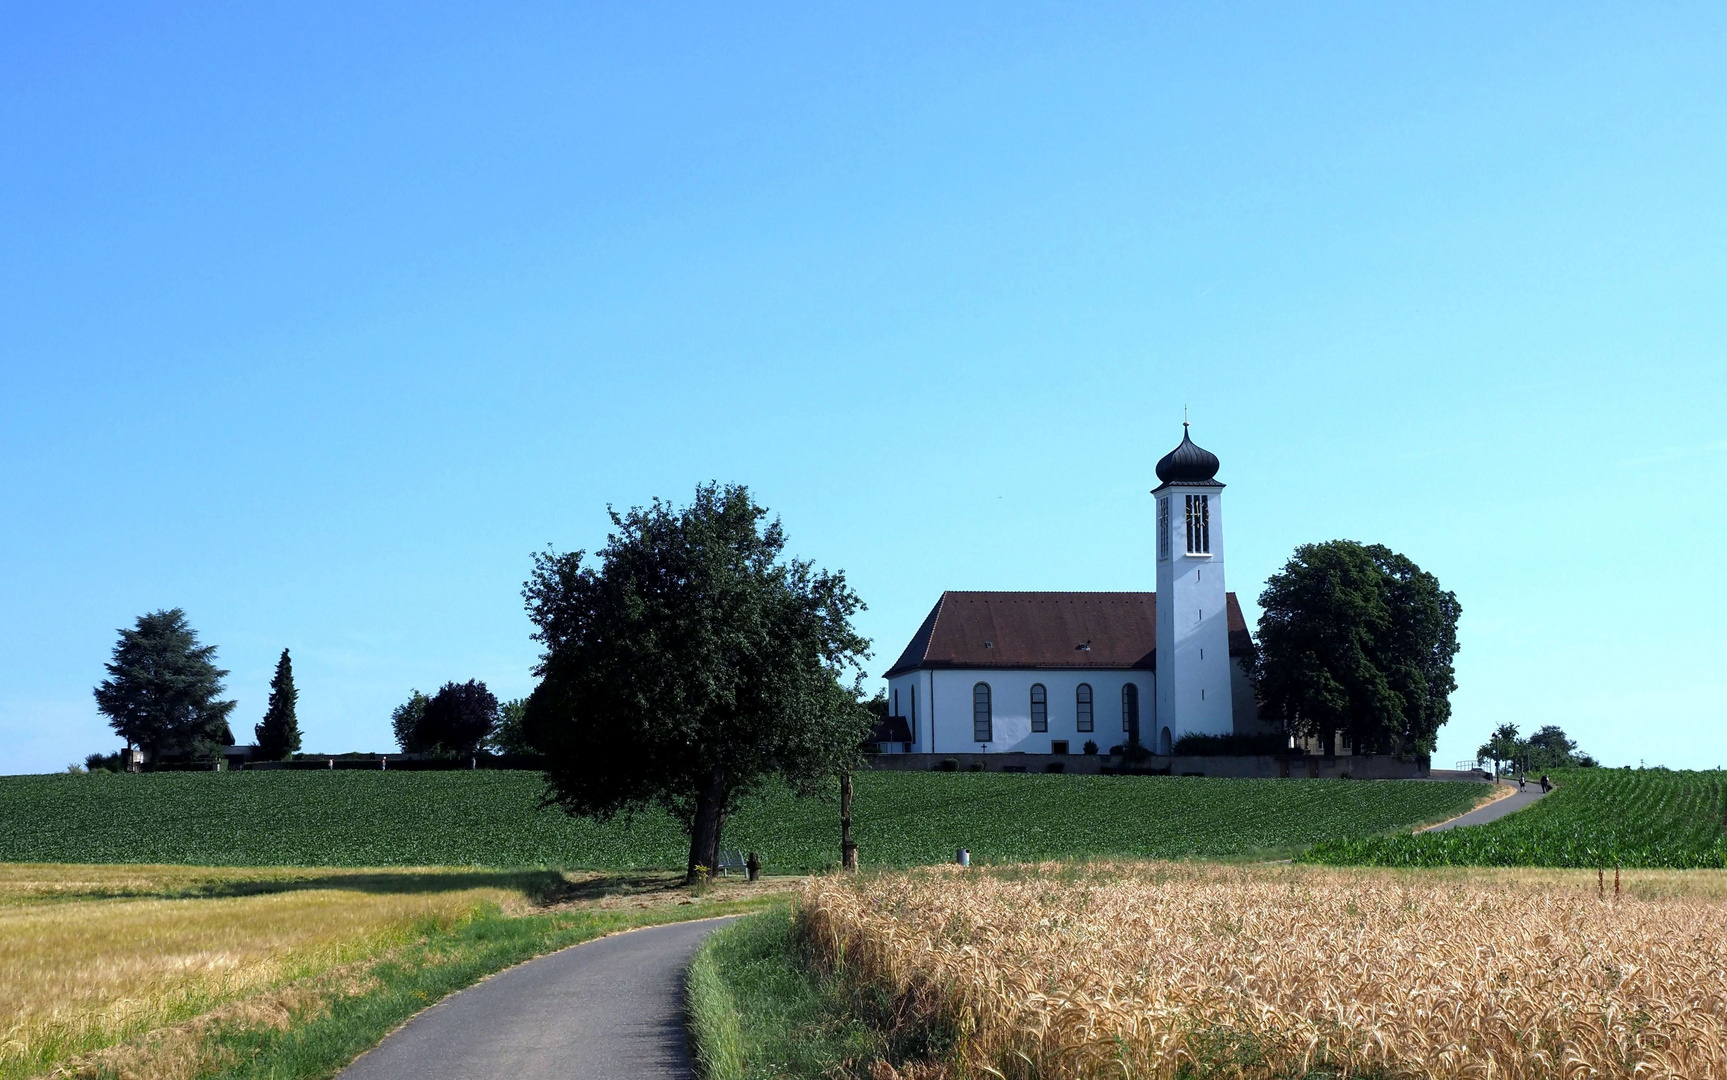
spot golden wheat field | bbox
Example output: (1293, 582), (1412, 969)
(0, 864), (532, 1080)
(801, 862), (1727, 1080)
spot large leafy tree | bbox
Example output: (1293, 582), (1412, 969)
(391, 690), (429, 752)
(523, 483), (872, 881)
(93, 609), (236, 763)
(254, 648), (301, 760)
(485, 698), (534, 755)
(419, 680), (499, 758)
(1250, 540), (1460, 757)
(1523, 725), (1598, 770)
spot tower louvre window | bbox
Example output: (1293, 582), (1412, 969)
(973, 682), (993, 743)
(1075, 683), (1093, 732)
(1157, 497), (1170, 561)
(1030, 683), (1047, 732)
(1185, 494), (1210, 554)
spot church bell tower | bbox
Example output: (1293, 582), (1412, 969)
(1153, 424), (1234, 751)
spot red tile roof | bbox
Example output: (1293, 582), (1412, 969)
(883, 591), (1251, 678)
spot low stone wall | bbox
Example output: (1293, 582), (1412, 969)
(865, 752), (1431, 779)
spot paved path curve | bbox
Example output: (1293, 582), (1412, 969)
(340, 916), (738, 1080)
(1421, 782), (1549, 832)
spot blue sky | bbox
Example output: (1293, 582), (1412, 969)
(3, 3), (1723, 774)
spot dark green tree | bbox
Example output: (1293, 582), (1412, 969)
(391, 690), (430, 752)
(420, 680), (499, 758)
(93, 609), (236, 764)
(485, 698), (535, 755)
(1367, 545), (1461, 753)
(523, 483), (872, 881)
(1525, 725), (1598, 769)
(1250, 540), (1461, 758)
(253, 648), (301, 760)
(864, 690), (889, 724)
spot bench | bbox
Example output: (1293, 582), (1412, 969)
(715, 849), (748, 877)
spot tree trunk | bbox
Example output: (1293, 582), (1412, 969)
(1324, 729), (1337, 759)
(840, 771), (858, 872)
(687, 767), (728, 884)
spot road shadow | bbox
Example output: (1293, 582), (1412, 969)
(544, 871), (688, 904)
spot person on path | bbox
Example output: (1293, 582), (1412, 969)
(1519, 773), (1527, 791)
(1540, 774), (1551, 793)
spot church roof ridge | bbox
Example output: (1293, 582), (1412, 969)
(937, 589), (1157, 598)
(882, 589), (1250, 677)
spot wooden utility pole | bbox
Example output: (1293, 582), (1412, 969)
(840, 770), (858, 871)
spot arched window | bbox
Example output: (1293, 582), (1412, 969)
(1030, 683), (1047, 733)
(1122, 683), (1140, 736)
(1075, 684), (1093, 732)
(1158, 726), (1172, 756)
(1185, 494), (1211, 554)
(972, 682), (992, 743)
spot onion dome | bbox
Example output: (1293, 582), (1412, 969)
(1155, 424), (1220, 484)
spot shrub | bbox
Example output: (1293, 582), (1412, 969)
(1172, 733), (1288, 756)
(1083, 740), (1098, 755)
(936, 759), (959, 772)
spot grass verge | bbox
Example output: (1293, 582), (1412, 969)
(686, 906), (896, 1080)
(196, 900), (773, 1080)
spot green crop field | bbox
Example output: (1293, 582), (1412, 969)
(1305, 768), (1727, 868)
(0, 770), (1486, 870)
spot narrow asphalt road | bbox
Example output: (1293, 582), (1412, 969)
(339, 916), (738, 1080)
(1422, 782), (1549, 832)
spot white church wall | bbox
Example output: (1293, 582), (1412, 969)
(885, 670), (936, 752)
(908, 668), (1157, 755)
(1229, 655), (1279, 738)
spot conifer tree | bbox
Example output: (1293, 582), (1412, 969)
(94, 609), (236, 763)
(254, 648), (301, 759)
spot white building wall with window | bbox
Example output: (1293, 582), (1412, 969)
(888, 669), (1157, 756)
(881, 428), (1251, 756)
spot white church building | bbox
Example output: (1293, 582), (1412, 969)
(880, 426), (1263, 757)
